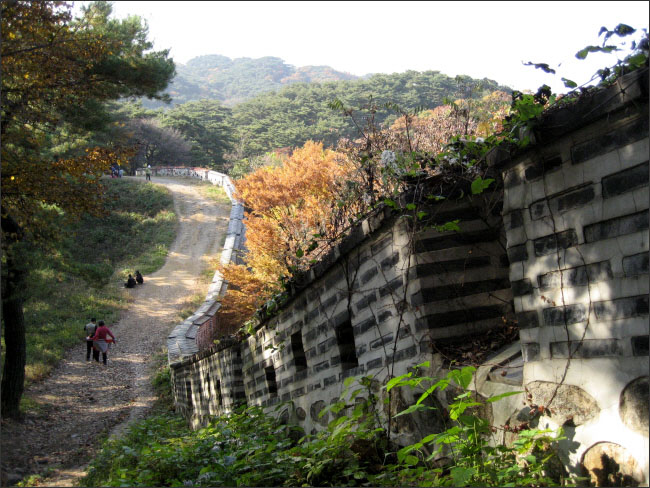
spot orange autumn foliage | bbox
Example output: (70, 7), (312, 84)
(218, 141), (352, 333)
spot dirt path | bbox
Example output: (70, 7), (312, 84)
(1, 177), (231, 487)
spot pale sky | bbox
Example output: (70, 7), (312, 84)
(75, 1), (649, 94)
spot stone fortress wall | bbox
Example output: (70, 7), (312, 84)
(162, 68), (649, 484)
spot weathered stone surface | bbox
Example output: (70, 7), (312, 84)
(526, 381), (599, 426)
(584, 210), (649, 243)
(511, 278), (533, 297)
(310, 400), (329, 426)
(507, 243), (528, 263)
(517, 311), (540, 329)
(533, 230), (578, 256)
(572, 116), (649, 164)
(538, 261), (613, 290)
(593, 295), (649, 321)
(521, 342), (540, 361)
(542, 304), (586, 326)
(582, 442), (646, 486)
(623, 252), (649, 277)
(602, 161), (649, 199)
(524, 155), (563, 181)
(632, 336), (649, 356)
(381, 377), (446, 445)
(619, 376), (649, 436)
(551, 339), (622, 359)
(295, 407), (306, 421)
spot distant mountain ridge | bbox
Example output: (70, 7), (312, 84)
(150, 54), (359, 107)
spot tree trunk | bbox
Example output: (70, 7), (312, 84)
(1, 254), (26, 419)
(1, 214), (27, 419)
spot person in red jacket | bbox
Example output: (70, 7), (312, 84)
(91, 320), (116, 365)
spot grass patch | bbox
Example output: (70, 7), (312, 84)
(176, 259), (217, 322)
(196, 181), (232, 205)
(14, 178), (178, 386)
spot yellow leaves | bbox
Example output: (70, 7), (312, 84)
(218, 140), (356, 330)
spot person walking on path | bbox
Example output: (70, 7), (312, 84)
(145, 165), (152, 181)
(84, 318), (99, 362)
(91, 320), (116, 365)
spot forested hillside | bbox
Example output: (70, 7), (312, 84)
(229, 71), (508, 156)
(126, 59), (510, 172)
(143, 54), (359, 108)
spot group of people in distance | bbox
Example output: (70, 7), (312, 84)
(84, 318), (116, 365)
(110, 161), (124, 178)
(125, 270), (144, 288)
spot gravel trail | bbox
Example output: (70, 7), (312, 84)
(1, 177), (230, 487)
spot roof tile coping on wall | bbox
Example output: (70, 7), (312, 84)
(170, 336), (240, 370)
(162, 168), (246, 365)
(487, 67), (649, 172)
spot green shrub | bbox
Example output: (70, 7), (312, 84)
(16, 178), (177, 387)
(81, 366), (574, 487)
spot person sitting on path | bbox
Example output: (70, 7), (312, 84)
(135, 270), (144, 285)
(124, 274), (136, 288)
(91, 320), (116, 365)
(84, 318), (99, 362)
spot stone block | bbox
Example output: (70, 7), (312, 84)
(511, 279), (534, 297)
(415, 256), (491, 276)
(542, 304), (586, 326)
(359, 266), (379, 285)
(533, 230), (578, 256)
(554, 184), (595, 214)
(377, 310), (393, 323)
(550, 339), (622, 358)
(526, 380), (598, 425)
(353, 317), (376, 336)
(387, 345), (418, 364)
(524, 155), (563, 181)
(370, 333), (393, 350)
(517, 310), (540, 329)
(619, 376), (649, 435)
(530, 199), (550, 220)
(354, 292), (378, 311)
(379, 278), (402, 297)
(317, 337), (337, 355)
(366, 357), (384, 370)
(537, 260), (613, 290)
(504, 168), (523, 188)
(572, 116), (649, 164)
(602, 161), (649, 199)
(371, 235), (392, 255)
(623, 252), (649, 276)
(414, 228), (500, 253)
(340, 365), (365, 380)
(291, 387), (305, 399)
(593, 295), (649, 321)
(416, 305), (505, 331)
(584, 210), (649, 243)
(504, 209), (524, 230)
(632, 335), (649, 356)
(381, 253), (400, 270)
(507, 243), (529, 263)
(521, 342), (540, 362)
(419, 278), (512, 302)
